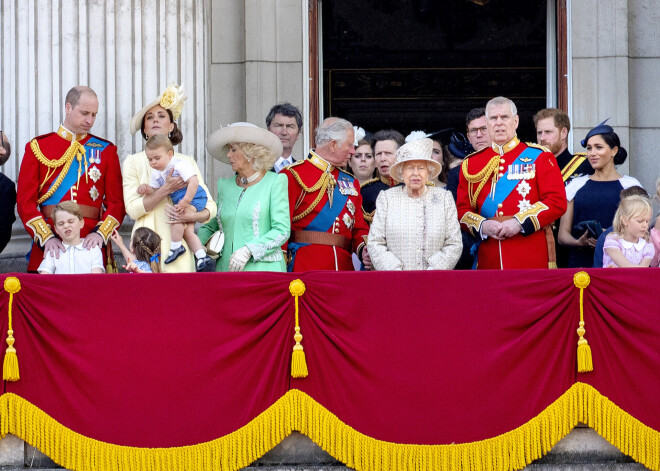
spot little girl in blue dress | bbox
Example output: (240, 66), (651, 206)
(111, 227), (162, 273)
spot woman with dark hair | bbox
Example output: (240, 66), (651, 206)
(123, 83), (217, 272)
(558, 120), (642, 267)
(348, 139), (377, 186)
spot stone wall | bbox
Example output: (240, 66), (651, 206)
(207, 0), (306, 196)
(571, 0), (660, 191)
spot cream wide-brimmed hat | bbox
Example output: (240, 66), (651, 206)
(389, 138), (442, 182)
(206, 122), (283, 163)
(129, 83), (187, 135)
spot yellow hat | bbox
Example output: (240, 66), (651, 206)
(129, 83), (186, 135)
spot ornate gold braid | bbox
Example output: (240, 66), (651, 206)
(31, 139), (86, 204)
(461, 156), (500, 210)
(290, 169), (330, 222)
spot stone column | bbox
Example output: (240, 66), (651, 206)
(208, 0), (305, 185)
(570, 0), (630, 175)
(628, 0), (660, 193)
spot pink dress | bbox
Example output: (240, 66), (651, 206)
(650, 228), (660, 267)
(602, 233), (655, 267)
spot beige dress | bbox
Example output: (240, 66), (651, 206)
(368, 186), (462, 270)
(123, 151), (217, 273)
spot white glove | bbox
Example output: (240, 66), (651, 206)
(228, 246), (251, 272)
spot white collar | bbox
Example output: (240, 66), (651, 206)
(62, 241), (86, 251)
(620, 237), (646, 251)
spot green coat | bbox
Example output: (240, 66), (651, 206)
(198, 172), (290, 272)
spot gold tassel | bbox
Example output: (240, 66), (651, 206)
(289, 279), (308, 378)
(573, 272), (593, 373)
(3, 277), (21, 381)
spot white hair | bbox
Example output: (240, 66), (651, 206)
(315, 118), (353, 147)
(485, 96), (517, 118)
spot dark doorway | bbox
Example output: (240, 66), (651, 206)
(322, 0), (547, 142)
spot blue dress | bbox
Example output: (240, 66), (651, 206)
(565, 175), (642, 268)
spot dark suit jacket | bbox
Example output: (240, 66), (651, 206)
(0, 172), (17, 254)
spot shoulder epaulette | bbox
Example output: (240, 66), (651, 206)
(360, 177), (380, 188)
(526, 142), (551, 153)
(33, 132), (57, 141)
(337, 167), (356, 179)
(87, 134), (115, 146)
(573, 152), (587, 157)
(286, 159), (306, 169)
(463, 146), (489, 160)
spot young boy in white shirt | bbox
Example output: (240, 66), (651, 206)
(38, 201), (105, 274)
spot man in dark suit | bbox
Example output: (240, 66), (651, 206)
(0, 131), (16, 254)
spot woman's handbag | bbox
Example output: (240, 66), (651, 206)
(573, 220), (603, 239)
(205, 231), (225, 260)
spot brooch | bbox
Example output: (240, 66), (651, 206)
(88, 166), (102, 183)
(343, 213), (354, 230)
(517, 198), (532, 212)
(89, 185), (99, 201)
(347, 200), (356, 215)
(516, 180), (531, 198)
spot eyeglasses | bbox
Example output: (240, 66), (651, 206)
(467, 126), (488, 136)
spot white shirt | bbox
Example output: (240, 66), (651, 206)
(274, 156), (294, 173)
(150, 157), (197, 188)
(38, 243), (104, 274)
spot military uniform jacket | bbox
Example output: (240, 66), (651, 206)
(456, 137), (566, 269)
(360, 175), (397, 224)
(282, 151), (368, 271)
(17, 126), (125, 271)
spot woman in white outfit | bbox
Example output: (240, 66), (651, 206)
(368, 138), (462, 271)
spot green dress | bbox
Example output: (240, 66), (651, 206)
(198, 172), (290, 272)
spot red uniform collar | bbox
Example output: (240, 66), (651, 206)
(491, 135), (520, 156)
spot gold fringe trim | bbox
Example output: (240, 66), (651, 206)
(573, 271), (593, 373)
(3, 277), (21, 381)
(1, 383), (658, 471)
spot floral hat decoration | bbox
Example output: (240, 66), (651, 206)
(130, 83), (187, 135)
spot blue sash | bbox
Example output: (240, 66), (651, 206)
(287, 174), (350, 271)
(480, 147), (542, 218)
(42, 138), (108, 206)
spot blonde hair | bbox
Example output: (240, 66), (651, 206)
(145, 134), (174, 153)
(52, 201), (83, 223)
(234, 142), (277, 172)
(131, 227), (162, 273)
(613, 195), (652, 237)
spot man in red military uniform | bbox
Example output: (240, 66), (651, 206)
(282, 118), (369, 271)
(456, 96), (566, 269)
(17, 86), (125, 272)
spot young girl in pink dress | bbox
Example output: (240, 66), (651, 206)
(603, 195), (655, 268)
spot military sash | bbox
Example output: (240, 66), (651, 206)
(481, 147), (542, 218)
(561, 153), (587, 183)
(287, 177), (349, 271)
(41, 137), (108, 206)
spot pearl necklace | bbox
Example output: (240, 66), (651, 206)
(239, 171), (261, 185)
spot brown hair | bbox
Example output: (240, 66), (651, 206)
(65, 86), (97, 109)
(141, 108), (183, 145)
(131, 227), (162, 273)
(145, 135), (174, 154)
(52, 201), (83, 223)
(533, 108), (571, 133)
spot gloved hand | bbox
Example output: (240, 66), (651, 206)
(228, 246), (251, 272)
